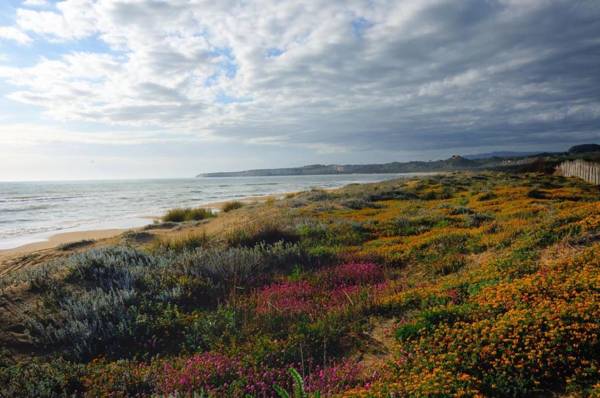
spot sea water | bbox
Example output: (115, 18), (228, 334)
(0, 174), (418, 250)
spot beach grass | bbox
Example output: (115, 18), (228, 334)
(162, 207), (215, 222)
(222, 200), (245, 212)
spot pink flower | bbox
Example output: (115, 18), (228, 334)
(321, 263), (384, 287)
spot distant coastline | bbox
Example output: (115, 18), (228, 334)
(198, 155), (496, 177)
(198, 145), (600, 177)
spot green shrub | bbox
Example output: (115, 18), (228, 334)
(366, 186), (417, 201)
(152, 232), (211, 252)
(527, 189), (547, 199)
(449, 206), (473, 215)
(227, 222), (299, 247)
(305, 245), (339, 265)
(477, 191), (497, 201)
(493, 246), (539, 277)
(57, 239), (95, 251)
(304, 189), (332, 202)
(0, 357), (84, 397)
(163, 207), (215, 222)
(466, 212), (494, 227)
(222, 201), (245, 212)
(396, 305), (476, 341)
(385, 216), (442, 237)
(414, 232), (478, 259)
(395, 321), (426, 341)
(339, 197), (381, 210)
(295, 222), (329, 241)
(419, 304), (474, 325)
(296, 220), (371, 246)
(182, 308), (239, 352)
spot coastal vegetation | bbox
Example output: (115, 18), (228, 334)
(222, 201), (245, 212)
(162, 207), (215, 222)
(1, 172), (600, 396)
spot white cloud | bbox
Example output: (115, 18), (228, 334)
(0, 26), (32, 45)
(16, 0), (98, 41)
(0, 0), (599, 155)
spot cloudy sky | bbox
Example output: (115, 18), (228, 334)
(0, 0), (599, 180)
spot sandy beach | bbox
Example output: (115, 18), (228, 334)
(0, 229), (126, 258)
(0, 192), (288, 266)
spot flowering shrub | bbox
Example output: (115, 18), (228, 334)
(305, 360), (366, 394)
(160, 353), (245, 396)
(319, 262), (383, 287)
(254, 263), (384, 318)
(158, 353), (364, 397)
(256, 280), (316, 316)
(352, 244), (600, 396)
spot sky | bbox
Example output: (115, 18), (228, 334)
(0, 0), (599, 181)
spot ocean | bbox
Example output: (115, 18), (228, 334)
(0, 174), (417, 250)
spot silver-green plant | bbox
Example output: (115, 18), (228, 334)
(24, 287), (136, 359)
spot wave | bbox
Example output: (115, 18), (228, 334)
(0, 174), (401, 249)
(0, 205), (51, 213)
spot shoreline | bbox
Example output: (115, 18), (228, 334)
(0, 229), (127, 258)
(0, 173), (433, 262)
(0, 191), (287, 260)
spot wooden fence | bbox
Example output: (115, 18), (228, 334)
(556, 159), (600, 185)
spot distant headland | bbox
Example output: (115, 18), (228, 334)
(198, 144), (600, 177)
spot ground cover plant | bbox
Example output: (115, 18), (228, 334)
(1, 172), (600, 397)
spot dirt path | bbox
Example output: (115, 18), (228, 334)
(358, 318), (398, 377)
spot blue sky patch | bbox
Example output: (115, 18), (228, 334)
(351, 17), (373, 38)
(266, 48), (284, 58)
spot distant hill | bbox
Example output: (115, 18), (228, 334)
(198, 155), (499, 177)
(197, 144), (600, 178)
(463, 151), (539, 160)
(569, 144), (600, 154)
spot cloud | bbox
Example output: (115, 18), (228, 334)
(16, 1), (98, 41)
(0, 0), (599, 156)
(0, 122), (226, 148)
(0, 26), (32, 45)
